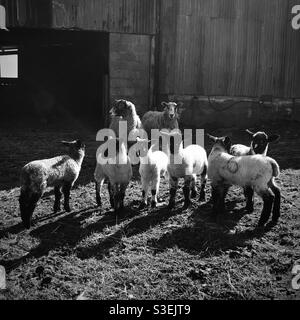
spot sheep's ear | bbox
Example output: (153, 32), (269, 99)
(245, 129), (254, 136)
(176, 102), (183, 109)
(268, 134), (280, 143)
(206, 134), (217, 142)
(161, 102), (168, 110)
(76, 140), (85, 149)
(61, 140), (72, 146)
(223, 136), (232, 147)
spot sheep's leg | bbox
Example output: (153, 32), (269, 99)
(199, 165), (208, 202)
(140, 177), (149, 209)
(211, 184), (226, 216)
(257, 190), (275, 227)
(190, 174), (197, 198)
(244, 187), (254, 213)
(151, 176), (160, 208)
(53, 186), (62, 213)
(183, 176), (193, 209)
(108, 181), (115, 208)
(168, 176), (178, 209)
(119, 183), (128, 210)
(19, 189), (42, 229)
(112, 184), (120, 212)
(62, 182), (72, 212)
(269, 180), (281, 224)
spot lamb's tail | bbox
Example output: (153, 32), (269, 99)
(269, 158), (280, 178)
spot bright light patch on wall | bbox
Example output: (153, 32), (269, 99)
(0, 52), (18, 78)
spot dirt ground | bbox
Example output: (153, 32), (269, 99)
(0, 119), (300, 300)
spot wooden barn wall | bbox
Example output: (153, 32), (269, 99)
(0, 0), (157, 35)
(51, 0), (157, 34)
(109, 33), (152, 115)
(0, 0), (52, 28)
(159, 0), (300, 98)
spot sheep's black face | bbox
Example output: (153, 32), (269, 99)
(251, 132), (268, 154)
(246, 130), (280, 155)
(113, 100), (135, 118)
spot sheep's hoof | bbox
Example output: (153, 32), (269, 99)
(139, 202), (147, 209)
(199, 192), (206, 202)
(151, 201), (157, 208)
(183, 201), (191, 209)
(53, 203), (60, 213)
(64, 205), (71, 212)
(191, 189), (197, 199)
(167, 201), (175, 209)
(245, 204), (254, 213)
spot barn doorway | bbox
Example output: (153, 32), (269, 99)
(0, 28), (109, 130)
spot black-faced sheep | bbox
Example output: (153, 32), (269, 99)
(19, 140), (85, 229)
(230, 129), (280, 156)
(109, 99), (142, 137)
(207, 134), (281, 227)
(141, 102), (183, 138)
(94, 137), (132, 212)
(230, 129), (280, 212)
(160, 130), (208, 209)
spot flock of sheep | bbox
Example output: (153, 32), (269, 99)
(19, 99), (281, 231)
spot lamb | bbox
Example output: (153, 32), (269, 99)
(230, 129), (280, 212)
(207, 134), (281, 227)
(19, 140), (85, 229)
(141, 102), (183, 138)
(160, 130), (208, 209)
(230, 129), (280, 156)
(109, 99), (143, 138)
(136, 137), (169, 208)
(94, 137), (132, 212)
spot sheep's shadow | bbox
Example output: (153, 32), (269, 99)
(148, 199), (274, 256)
(0, 204), (140, 272)
(76, 203), (185, 260)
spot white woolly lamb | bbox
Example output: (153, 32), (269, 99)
(94, 137), (132, 212)
(19, 140), (85, 229)
(136, 137), (169, 208)
(142, 102), (183, 138)
(160, 130), (208, 209)
(207, 134), (281, 227)
(230, 129), (280, 212)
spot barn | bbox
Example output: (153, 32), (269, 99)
(1, 0), (300, 302)
(1, 0), (299, 128)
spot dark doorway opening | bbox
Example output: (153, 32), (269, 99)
(0, 28), (109, 130)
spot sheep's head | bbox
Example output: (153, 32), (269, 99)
(246, 129), (280, 155)
(61, 140), (85, 158)
(161, 102), (183, 120)
(207, 134), (232, 153)
(110, 99), (136, 118)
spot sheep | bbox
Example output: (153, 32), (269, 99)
(135, 137), (169, 208)
(141, 102), (183, 138)
(109, 99), (143, 138)
(207, 134), (281, 227)
(94, 137), (132, 212)
(19, 140), (85, 229)
(160, 130), (208, 209)
(230, 129), (280, 156)
(230, 129), (280, 212)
